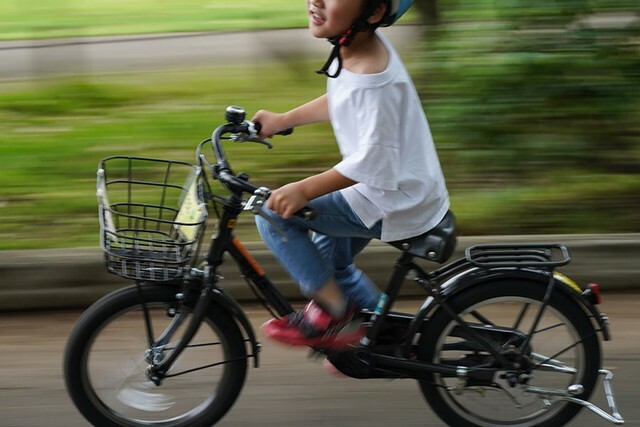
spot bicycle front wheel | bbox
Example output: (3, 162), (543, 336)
(64, 284), (247, 427)
(418, 279), (601, 427)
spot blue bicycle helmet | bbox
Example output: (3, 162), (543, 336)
(381, 0), (413, 27)
(317, 0), (414, 78)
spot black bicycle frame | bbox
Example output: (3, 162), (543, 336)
(359, 251), (515, 369)
(146, 177), (292, 381)
(146, 195), (524, 383)
(146, 195), (573, 385)
(145, 122), (583, 385)
(98, 112), (623, 425)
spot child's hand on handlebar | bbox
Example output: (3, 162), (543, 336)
(251, 110), (288, 139)
(267, 182), (310, 219)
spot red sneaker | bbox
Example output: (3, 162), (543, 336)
(261, 300), (364, 350)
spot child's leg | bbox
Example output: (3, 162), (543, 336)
(311, 278), (347, 318)
(312, 233), (381, 311)
(255, 209), (334, 302)
(255, 191), (380, 314)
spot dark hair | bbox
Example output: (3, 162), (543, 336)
(358, 0), (391, 31)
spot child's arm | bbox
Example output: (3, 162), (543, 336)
(252, 94), (329, 138)
(253, 94), (348, 219)
(268, 168), (356, 219)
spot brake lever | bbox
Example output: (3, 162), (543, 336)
(249, 138), (273, 149)
(229, 133), (273, 148)
(244, 186), (315, 242)
(244, 187), (289, 243)
(230, 121), (273, 148)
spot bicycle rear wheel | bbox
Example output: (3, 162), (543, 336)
(64, 284), (247, 427)
(418, 279), (601, 427)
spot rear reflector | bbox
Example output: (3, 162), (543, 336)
(583, 283), (602, 305)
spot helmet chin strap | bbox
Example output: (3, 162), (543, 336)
(316, 8), (377, 79)
(315, 26), (358, 79)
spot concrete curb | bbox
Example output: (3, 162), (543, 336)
(1, 234), (638, 312)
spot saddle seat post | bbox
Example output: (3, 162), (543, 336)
(361, 250), (415, 348)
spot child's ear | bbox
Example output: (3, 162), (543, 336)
(367, 2), (388, 25)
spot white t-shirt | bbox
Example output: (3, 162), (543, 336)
(328, 31), (450, 242)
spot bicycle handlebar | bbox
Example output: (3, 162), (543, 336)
(255, 123), (294, 137)
(199, 106), (315, 221)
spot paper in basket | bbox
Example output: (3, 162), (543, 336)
(174, 169), (206, 242)
(96, 168), (118, 243)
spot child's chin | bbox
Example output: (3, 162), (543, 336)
(308, 27), (326, 39)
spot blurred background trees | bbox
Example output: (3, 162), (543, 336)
(0, 1), (638, 249)
(410, 0), (639, 234)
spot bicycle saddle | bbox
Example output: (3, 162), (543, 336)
(387, 210), (456, 263)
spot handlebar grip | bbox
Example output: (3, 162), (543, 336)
(294, 207), (316, 221)
(276, 128), (294, 136)
(253, 122), (294, 136)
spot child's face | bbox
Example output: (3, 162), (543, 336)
(306, 0), (366, 40)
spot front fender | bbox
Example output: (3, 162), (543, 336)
(404, 267), (610, 356)
(209, 287), (261, 368)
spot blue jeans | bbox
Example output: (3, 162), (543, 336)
(255, 191), (382, 310)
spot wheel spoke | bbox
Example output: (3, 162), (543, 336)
(513, 302), (531, 330)
(64, 285), (247, 427)
(164, 355), (250, 378)
(533, 321), (565, 334)
(418, 282), (600, 427)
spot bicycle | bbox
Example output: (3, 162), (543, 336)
(64, 106), (625, 426)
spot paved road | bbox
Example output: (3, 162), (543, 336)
(0, 26), (421, 81)
(3, 14), (638, 81)
(2, 293), (638, 427)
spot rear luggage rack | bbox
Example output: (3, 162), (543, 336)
(465, 244), (571, 268)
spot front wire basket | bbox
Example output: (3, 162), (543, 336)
(97, 156), (207, 282)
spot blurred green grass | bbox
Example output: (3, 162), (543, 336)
(0, 65), (335, 249)
(0, 1), (638, 250)
(0, 0), (306, 40)
(1, 62), (637, 250)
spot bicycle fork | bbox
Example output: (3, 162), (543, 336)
(141, 277), (216, 386)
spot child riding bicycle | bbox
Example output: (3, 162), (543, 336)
(253, 0), (449, 349)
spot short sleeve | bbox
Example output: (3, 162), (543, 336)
(334, 144), (399, 190)
(333, 88), (402, 191)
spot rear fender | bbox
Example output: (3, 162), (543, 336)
(404, 267), (610, 356)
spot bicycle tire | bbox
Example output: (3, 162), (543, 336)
(418, 278), (601, 427)
(64, 284), (247, 427)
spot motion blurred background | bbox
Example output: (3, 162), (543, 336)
(0, 0), (638, 251)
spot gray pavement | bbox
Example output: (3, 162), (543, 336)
(0, 26), (422, 81)
(1, 294), (639, 427)
(2, 13), (639, 81)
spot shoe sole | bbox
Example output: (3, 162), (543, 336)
(262, 318), (365, 351)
